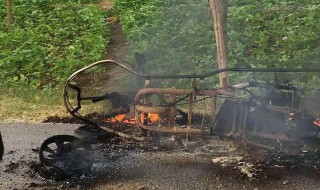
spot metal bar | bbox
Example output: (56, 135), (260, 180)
(188, 94), (193, 127)
(169, 106), (175, 128)
(135, 88), (193, 102)
(65, 60), (320, 81)
(230, 101), (238, 135)
(168, 94), (176, 128)
(135, 111), (208, 135)
(241, 103), (249, 137)
(209, 97), (217, 135)
(135, 105), (171, 114)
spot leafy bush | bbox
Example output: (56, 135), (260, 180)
(0, 0), (109, 88)
(228, 1), (320, 89)
(116, 0), (320, 91)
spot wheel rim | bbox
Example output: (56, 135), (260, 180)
(39, 135), (93, 175)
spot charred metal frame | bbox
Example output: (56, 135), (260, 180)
(134, 88), (231, 134)
(63, 59), (320, 138)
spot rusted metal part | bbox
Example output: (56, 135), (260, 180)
(168, 94), (176, 128)
(134, 88), (193, 103)
(134, 87), (209, 134)
(135, 110), (208, 135)
(134, 88), (225, 134)
(135, 88), (232, 101)
(135, 88), (222, 134)
(135, 105), (172, 114)
(169, 106), (176, 128)
(210, 97), (217, 134)
(188, 94), (193, 127)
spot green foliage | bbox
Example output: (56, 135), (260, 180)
(0, 0), (109, 88)
(228, 1), (320, 87)
(115, 0), (320, 91)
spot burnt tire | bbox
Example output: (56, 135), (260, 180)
(39, 135), (93, 177)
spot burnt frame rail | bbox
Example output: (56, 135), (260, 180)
(64, 60), (320, 80)
(63, 59), (320, 133)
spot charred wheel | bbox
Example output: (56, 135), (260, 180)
(39, 135), (93, 176)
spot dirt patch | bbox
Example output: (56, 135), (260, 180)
(102, 0), (130, 61)
(105, 20), (130, 60)
(99, 0), (114, 11)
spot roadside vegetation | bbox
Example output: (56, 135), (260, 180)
(115, 0), (320, 91)
(0, 0), (110, 122)
(1, 0), (320, 122)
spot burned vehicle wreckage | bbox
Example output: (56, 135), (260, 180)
(37, 55), (320, 175)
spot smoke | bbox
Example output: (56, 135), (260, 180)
(126, 0), (217, 88)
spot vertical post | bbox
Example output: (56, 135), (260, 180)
(209, 0), (228, 135)
(209, 97), (217, 134)
(188, 94), (193, 127)
(209, 0), (228, 89)
(7, 0), (13, 31)
(169, 94), (176, 128)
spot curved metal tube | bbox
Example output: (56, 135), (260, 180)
(66, 59), (320, 80)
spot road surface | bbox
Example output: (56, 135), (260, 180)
(1, 123), (320, 190)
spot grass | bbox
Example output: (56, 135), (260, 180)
(0, 1), (113, 123)
(0, 86), (69, 123)
(0, 85), (109, 123)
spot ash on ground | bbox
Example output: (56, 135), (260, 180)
(31, 125), (320, 189)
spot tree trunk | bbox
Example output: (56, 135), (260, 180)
(209, 0), (228, 134)
(7, 0), (13, 31)
(209, 0), (228, 89)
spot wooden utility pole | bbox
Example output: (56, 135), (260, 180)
(7, 0), (13, 31)
(209, 0), (228, 88)
(209, 0), (228, 134)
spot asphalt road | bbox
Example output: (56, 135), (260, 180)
(0, 123), (77, 189)
(1, 123), (320, 190)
